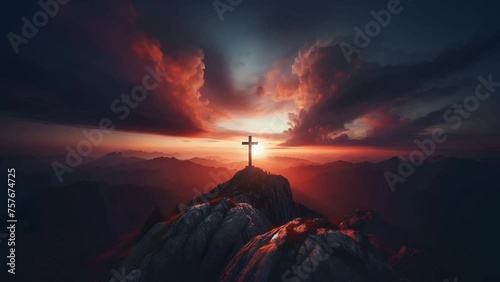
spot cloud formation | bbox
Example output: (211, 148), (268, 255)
(259, 34), (500, 146)
(2, 0), (500, 153)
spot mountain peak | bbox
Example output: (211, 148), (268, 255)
(120, 166), (403, 282)
(231, 165), (271, 180)
(87, 151), (124, 167)
(176, 165), (322, 228)
(182, 165), (298, 226)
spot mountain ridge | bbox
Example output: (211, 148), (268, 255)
(118, 166), (417, 282)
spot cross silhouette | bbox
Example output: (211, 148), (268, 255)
(242, 136), (258, 167)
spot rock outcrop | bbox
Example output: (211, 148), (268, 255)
(338, 208), (406, 260)
(221, 218), (399, 282)
(186, 166), (303, 226)
(118, 167), (415, 282)
(338, 208), (444, 281)
(121, 198), (270, 282)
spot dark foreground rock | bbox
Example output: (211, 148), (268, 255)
(338, 208), (407, 260)
(221, 218), (399, 282)
(390, 246), (444, 282)
(338, 208), (445, 281)
(120, 198), (270, 282)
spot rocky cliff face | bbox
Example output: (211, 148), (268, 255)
(121, 198), (270, 282)
(186, 166), (311, 226)
(119, 167), (405, 282)
(221, 218), (399, 282)
(215, 166), (297, 225)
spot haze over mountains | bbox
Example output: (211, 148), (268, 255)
(1, 151), (499, 281)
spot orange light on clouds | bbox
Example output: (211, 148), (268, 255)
(217, 113), (289, 136)
(2, 117), (408, 163)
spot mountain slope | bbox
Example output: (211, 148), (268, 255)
(120, 166), (399, 282)
(183, 166), (320, 226)
(221, 218), (399, 282)
(120, 198), (270, 282)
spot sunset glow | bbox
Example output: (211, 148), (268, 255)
(3, 0), (500, 281)
(1, 0), (499, 164)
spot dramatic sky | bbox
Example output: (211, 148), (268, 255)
(1, 0), (500, 161)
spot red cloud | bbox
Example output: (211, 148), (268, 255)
(83, 1), (227, 135)
(262, 42), (351, 109)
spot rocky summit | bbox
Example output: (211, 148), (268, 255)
(118, 167), (415, 282)
(221, 218), (399, 282)
(185, 166), (310, 226)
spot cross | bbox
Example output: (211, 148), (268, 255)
(242, 136), (258, 167)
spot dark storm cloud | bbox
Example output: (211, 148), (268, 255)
(283, 33), (500, 146)
(1, 0), (500, 143)
(200, 47), (254, 111)
(1, 0), (211, 136)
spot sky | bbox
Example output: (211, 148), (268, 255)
(1, 0), (500, 161)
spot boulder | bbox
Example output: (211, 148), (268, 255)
(121, 198), (270, 282)
(221, 218), (399, 282)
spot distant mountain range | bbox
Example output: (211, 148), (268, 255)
(121, 150), (184, 160)
(188, 157), (228, 168)
(2, 153), (499, 281)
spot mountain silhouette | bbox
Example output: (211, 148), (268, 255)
(118, 166), (406, 282)
(7, 156), (499, 281)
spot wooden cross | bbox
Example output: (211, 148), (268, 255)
(242, 136), (258, 167)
